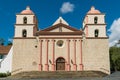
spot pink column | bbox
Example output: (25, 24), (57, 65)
(45, 39), (49, 71)
(39, 40), (42, 71)
(86, 26), (88, 37)
(66, 39), (70, 71)
(52, 39), (55, 71)
(79, 40), (83, 71)
(73, 40), (77, 71)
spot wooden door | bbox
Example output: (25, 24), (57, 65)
(56, 58), (65, 70)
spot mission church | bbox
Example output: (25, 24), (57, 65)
(12, 6), (110, 74)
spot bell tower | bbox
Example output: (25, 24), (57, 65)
(83, 6), (107, 37)
(14, 6), (38, 37)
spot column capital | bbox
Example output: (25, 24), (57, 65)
(45, 39), (49, 42)
(52, 39), (56, 42)
(79, 39), (83, 42)
(39, 40), (43, 42)
(67, 39), (70, 42)
(73, 39), (77, 42)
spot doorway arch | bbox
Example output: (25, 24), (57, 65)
(56, 57), (65, 71)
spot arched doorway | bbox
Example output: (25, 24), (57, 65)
(56, 57), (65, 71)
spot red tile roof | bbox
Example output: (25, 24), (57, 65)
(0, 45), (12, 55)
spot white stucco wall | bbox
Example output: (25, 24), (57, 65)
(87, 14), (105, 24)
(87, 25), (107, 37)
(16, 15), (34, 24)
(50, 27), (73, 32)
(0, 46), (13, 73)
(14, 25), (34, 37)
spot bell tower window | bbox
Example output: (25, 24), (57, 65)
(94, 17), (98, 24)
(22, 29), (27, 37)
(94, 29), (99, 37)
(23, 17), (27, 24)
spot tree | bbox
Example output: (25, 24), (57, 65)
(0, 38), (5, 45)
(7, 41), (12, 45)
(110, 47), (120, 71)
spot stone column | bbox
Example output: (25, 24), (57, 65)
(52, 39), (55, 71)
(79, 40), (83, 71)
(66, 39), (70, 71)
(86, 26), (88, 37)
(39, 40), (43, 71)
(73, 40), (77, 71)
(45, 39), (49, 71)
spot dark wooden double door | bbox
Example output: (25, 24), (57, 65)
(56, 58), (65, 71)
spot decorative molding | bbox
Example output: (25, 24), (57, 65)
(41, 23), (79, 31)
(15, 24), (36, 26)
(36, 31), (83, 36)
(14, 37), (83, 39)
(16, 14), (34, 15)
(86, 24), (107, 25)
(14, 37), (35, 39)
(14, 37), (108, 39)
(86, 37), (108, 39)
(87, 13), (105, 15)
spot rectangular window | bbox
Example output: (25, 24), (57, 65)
(0, 55), (4, 59)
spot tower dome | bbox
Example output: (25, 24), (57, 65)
(87, 6), (101, 14)
(21, 6), (34, 14)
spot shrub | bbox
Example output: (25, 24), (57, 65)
(0, 72), (11, 78)
(0, 73), (7, 77)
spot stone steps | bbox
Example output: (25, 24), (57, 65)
(10, 71), (108, 79)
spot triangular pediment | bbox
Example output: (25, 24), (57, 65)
(53, 16), (69, 26)
(41, 23), (79, 32)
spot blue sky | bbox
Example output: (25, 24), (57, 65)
(0, 0), (120, 46)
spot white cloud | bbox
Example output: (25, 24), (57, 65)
(108, 18), (120, 47)
(60, 2), (75, 14)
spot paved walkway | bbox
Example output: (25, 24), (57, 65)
(0, 71), (120, 80)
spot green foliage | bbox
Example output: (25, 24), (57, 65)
(7, 42), (12, 45)
(0, 38), (4, 45)
(110, 46), (120, 71)
(0, 73), (7, 77)
(0, 72), (11, 77)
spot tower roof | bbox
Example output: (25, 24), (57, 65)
(52, 16), (69, 25)
(21, 6), (34, 14)
(87, 6), (101, 14)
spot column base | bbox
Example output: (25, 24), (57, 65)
(66, 64), (71, 71)
(52, 64), (55, 71)
(79, 64), (84, 71)
(45, 64), (49, 71)
(73, 64), (77, 71)
(39, 64), (42, 71)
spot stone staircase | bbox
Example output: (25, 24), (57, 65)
(10, 71), (108, 79)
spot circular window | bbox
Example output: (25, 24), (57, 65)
(57, 40), (64, 47)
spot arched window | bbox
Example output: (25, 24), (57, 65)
(94, 29), (99, 37)
(22, 29), (27, 37)
(94, 17), (98, 24)
(23, 17), (27, 24)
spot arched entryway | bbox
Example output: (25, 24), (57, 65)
(56, 57), (65, 71)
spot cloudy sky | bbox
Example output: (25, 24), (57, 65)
(0, 0), (119, 46)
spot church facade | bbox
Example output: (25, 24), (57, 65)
(12, 6), (110, 74)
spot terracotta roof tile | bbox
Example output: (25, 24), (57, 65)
(0, 45), (12, 55)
